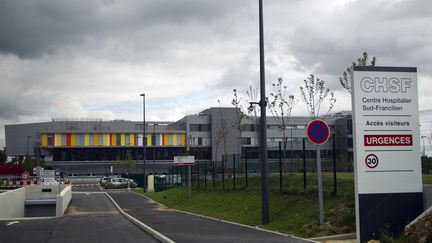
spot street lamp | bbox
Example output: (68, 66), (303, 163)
(247, 0), (270, 225)
(140, 93), (146, 191)
(153, 123), (157, 175)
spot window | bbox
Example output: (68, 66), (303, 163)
(242, 124), (256, 132)
(242, 137), (251, 145)
(189, 124), (211, 132)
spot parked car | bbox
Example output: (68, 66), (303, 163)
(100, 176), (111, 187)
(105, 177), (137, 189)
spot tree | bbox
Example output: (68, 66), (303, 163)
(22, 156), (36, 174)
(0, 148), (7, 164)
(245, 85), (260, 161)
(299, 73), (336, 225)
(300, 74), (336, 118)
(231, 89), (246, 163)
(339, 52), (377, 94)
(268, 78), (296, 172)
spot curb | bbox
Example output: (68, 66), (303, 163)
(310, 233), (356, 241)
(104, 192), (175, 243)
(0, 216), (56, 221)
(132, 191), (317, 243)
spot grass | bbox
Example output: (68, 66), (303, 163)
(135, 173), (432, 238)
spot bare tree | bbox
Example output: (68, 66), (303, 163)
(299, 73), (336, 226)
(339, 52), (377, 94)
(232, 89), (246, 162)
(0, 148), (7, 164)
(214, 100), (229, 163)
(300, 74), (336, 119)
(268, 78), (295, 170)
(245, 85), (260, 160)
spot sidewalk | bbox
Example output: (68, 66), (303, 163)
(108, 191), (312, 243)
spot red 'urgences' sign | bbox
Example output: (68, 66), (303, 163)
(364, 134), (413, 146)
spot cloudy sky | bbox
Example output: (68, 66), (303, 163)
(1, 0), (432, 148)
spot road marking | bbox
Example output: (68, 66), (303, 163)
(6, 221), (20, 226)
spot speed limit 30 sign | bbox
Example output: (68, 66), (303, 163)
(365, 154), (379, 169)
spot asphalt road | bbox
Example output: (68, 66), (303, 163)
(0, 193), (157, 243)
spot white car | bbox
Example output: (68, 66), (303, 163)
(105, 178), (137, 189)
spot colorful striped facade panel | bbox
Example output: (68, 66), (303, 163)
(181, 134), (186, 145)
(41, 134), (48, 146)
(103, 134), (110, 146)
(55, 134), (62, 146)
(120, 134), (126, 146)
(172, 134), (178, 146)
(71, 134), (76, 146)
(84, 134), (90, 146)
(147, 134), (151, 146)
(41, 133), (187, 147)
(163, 134), (169, 146)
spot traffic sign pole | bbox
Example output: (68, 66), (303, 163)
(316, 145), (324, 225)
(306, 119), (330, 226)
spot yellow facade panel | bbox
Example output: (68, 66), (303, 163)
(55, 134), (62, 147)
(103, 134), (109, 146)
(84, 134), (90, 146)
(163, 134), (169, 146)
(71, 134), (76, 146)
(110, 133), (116, 146)
(181, 134), (186, 146)
(172, 134), (178, 146)
(94, 134), (99, 146)
(147, 134), (151, 146)
(130, 133), (135, 146)
(121, 134), (126, 146)
(41, 134), (48, 146)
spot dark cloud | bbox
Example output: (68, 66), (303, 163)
(1, 0), (432, 148)
(0, 0), (249, 58)
(285, 0), (432, 80)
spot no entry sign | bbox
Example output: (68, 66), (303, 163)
(306, 119), (330, 145)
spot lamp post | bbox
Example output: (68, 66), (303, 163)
(140, 93), (146, 191)
(246, 0), (270, 225)
(153, 123), (157, 175)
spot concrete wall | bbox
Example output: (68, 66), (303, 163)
(56, 186), (72, 217)
(26, 185), (65, 201)
(0, 188), (25, 218)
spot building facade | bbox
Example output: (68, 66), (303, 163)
(4, 107), (353, 175)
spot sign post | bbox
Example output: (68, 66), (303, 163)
(352, 66), (423, 242)
(174, 156), (195, 199)
(307, 119), (330, 225)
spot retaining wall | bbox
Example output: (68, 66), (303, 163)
(56, 186), (72, 217)
(0, 188), (25, 218)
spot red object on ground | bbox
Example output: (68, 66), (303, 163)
(0, 164), (25, 176)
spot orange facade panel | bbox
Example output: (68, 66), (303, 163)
(163, 134), (169, 146)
